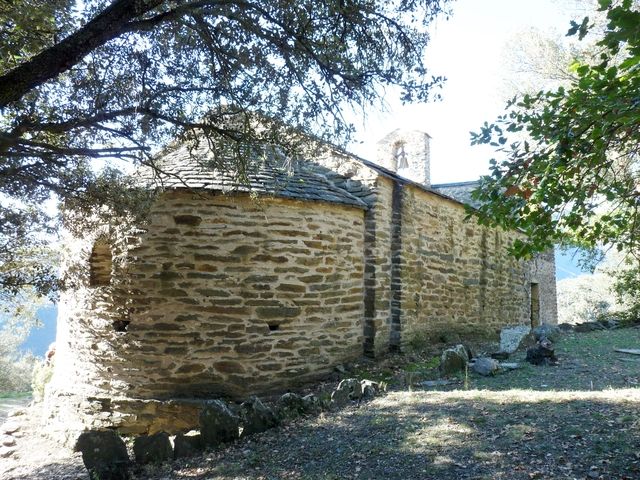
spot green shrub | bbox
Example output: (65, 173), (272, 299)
(31, 360), (53, 402)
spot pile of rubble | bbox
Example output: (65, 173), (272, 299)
(437, 323), (563, 379)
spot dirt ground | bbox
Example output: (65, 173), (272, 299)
(2, 327), (639, 480)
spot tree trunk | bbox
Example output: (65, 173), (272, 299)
(0, 0), (163, 108)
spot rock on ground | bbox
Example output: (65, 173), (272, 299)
(133, 432), (173, 465)
(199, 399), (240, 448)
(439, 345), (469, 376)
(526, 338), (558, 366)
(574, 321), (607, 332)
(173, 432), (202, 459)
(302, 394), (322, 414)
(276, 393), (306, 421)
(500, 325), (531, 354)
(331, 378), (363, 407)
(74, 430), (130, 480)
(360, 379), (380, 399)
(240, 397), (279, 437)
(533, 324), (561, 342)
(470, 357), (500, 376)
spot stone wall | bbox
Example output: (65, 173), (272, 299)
(364, 177), (394, 356)
(392, 184), (556, 347)
(47, 192), (365, 432)
(309, 151), (558, 350)
(528, 249), (558, 327)
(313, 153), (394, 356)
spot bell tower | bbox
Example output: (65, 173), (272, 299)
(375, 129), (431, 187)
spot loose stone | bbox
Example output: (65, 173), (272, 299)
(276, 392), (306, 421)
(173, 432), (203, 459)
(240, 397), (279, 437)
(133, 432), (173, 465)
(199, 399), (240, 448)
(439, 345), (469, 376)
(470, 357), (500, 376)
(500, 325), (531, 354)
(75, 430), (130, 480)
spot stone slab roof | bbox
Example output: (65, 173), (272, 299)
(136, 128), (481, 211)
(137, 141), (367, 209)
(320, 144), (483, 209)
(430, 181), (482, 209)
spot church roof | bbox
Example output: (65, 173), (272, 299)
(430, 181), (482, 209)
(137, 141), (368, 209)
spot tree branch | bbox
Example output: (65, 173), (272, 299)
(0, 0), (163, 108)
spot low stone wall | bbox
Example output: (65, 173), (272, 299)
(43, 392), (203, 445)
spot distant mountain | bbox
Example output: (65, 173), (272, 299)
(20, 306), (57, 358)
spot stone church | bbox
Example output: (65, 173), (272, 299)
(44, 129), (557, 438)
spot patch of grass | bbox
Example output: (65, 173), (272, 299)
(406, 355), (440, 371)
(468, 327), (640, 391)
(469, 415), (487, 426)
(0, 391), (31, 400)
(351, 366), (394, 384)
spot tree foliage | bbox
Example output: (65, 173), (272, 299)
(0, 0), (451, 298)
(0, 289), (45, 392)
(470, 0), (640, 260)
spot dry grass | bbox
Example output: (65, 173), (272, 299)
(3, 327), (640, 480)
(134, 328), (640, 480)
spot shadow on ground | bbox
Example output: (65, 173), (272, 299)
(4, 329), (640, 480)
(136, 389), (640, 480)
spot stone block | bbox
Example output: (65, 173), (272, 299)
(331, 378), (363, 407)
(239, 397), (279, 437)
(470, 357), (500, 376)
(75, 430), (130, 480)
(439, 345), (469, 376)
(499, 325), (531, 354)
(173, 432), (202, 459)
(199, 400), (239, 448)
(133, 432), (173, 465)
(276, 392), (306, 421)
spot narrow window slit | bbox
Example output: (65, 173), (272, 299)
(113, 320), (130, 332)
(267, 323), (280, 332)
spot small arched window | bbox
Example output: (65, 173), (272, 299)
(89, 240), (113, 287)
(394, 142), (409, 170)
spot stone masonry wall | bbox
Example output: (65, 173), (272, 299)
(529, 249), (558, 326)
(397, 184), (555, 346)
(48, 192), (365, 416)
(313, 153), (394, 357)
(365, 177), (394, 356)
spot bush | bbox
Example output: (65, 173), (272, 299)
(31, 360), (54, 402)
(557, 272), (620, 324)
(0, 352), (37, 393)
